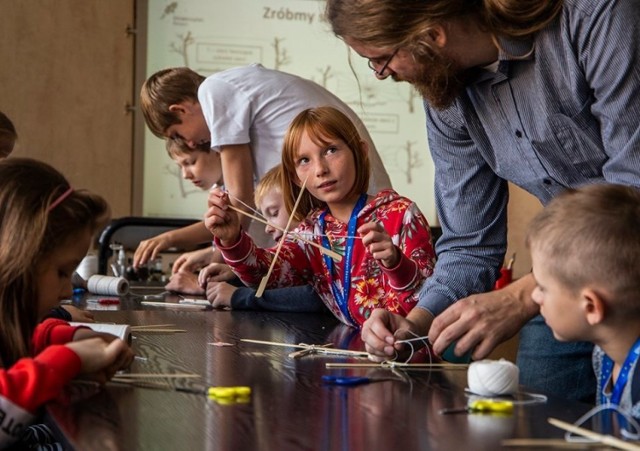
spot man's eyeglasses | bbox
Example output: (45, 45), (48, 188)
(367, 48), (399, 76)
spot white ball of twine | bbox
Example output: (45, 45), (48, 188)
(467, 359), (519, 396)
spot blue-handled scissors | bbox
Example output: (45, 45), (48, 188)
(322, 375), (393, 386)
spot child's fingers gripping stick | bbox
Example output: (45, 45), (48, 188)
(66, 337), (127, 374)
(204, 191), (241, 244)
(358, 222), (398, 267)
(108, 340), (135, 373)
(207, 186), (228, 208)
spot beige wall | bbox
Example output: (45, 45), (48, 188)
(0, 0), (136, 217)
(487, 183), (542, 362)
(505, 183), (543, 279)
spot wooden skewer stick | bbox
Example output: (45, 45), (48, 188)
(131, 329), (187, 333)
(548, 417), (640, 451)
(241, 338), (370, 357)
(112, 373), (200, 379)
(227, 204), (342, 262)
(325, 362), (469, 369)
(241, 338), (318, 350)
(141, 301), (207, 310)
(130, 324), (176, 330)
(110, 379), (173, 390)
(502, 438), (605, 448)
(224, 190), (342, 262)
(288, 343), (333, 359)
(256, 178), (307, 297)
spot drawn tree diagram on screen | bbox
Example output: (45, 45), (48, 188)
(273, 37), (290, 69)
(400, 141), (423, 184)
(314, 66), (334, 88)
(170, 31), (194, 67)
(405, 88), (420, 113)
(382, 141), (423, 184)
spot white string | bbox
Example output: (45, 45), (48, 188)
(393, 331), (433, 365)
(563, 403), (640, 442)
(223, 188), (363, 240)
(223, 188), (264, 219)
(465, 390), (548, 406)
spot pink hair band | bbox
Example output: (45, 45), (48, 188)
(48, 186), (74, 212)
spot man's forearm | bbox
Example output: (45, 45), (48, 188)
(407, 307), (435, 336)
(504, 272), (539, 322)
(167, 221), (213, 248)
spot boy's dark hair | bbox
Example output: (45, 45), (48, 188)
(165, 138), (211, 159)
(140, 67), (205, 138)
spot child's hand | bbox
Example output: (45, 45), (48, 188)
(198, 262), (236, 287)
(358, 222), (399, 268)
(172, 248), (214, 274)
(204, 188), (241, 245)
(133, 233), (172, 268)
(165, 271), (205, 295)
(206, 281), (238, 309)
(62, 305), (95, 322)
(66, 337), (134, 384)
(72, 329), (119, 343)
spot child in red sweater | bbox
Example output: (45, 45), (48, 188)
(206, 106), (435, 327)
(0, 158), (134, 448)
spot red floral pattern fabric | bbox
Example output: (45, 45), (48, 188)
(218, 189), (436, 327)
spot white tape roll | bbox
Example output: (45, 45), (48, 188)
(467, 359), (519, 396)
(87, 275), (129, 296)
(70, 322), (132, 344)
(76, 254), (98, 280)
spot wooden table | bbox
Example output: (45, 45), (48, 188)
(46, 297), (594, 451)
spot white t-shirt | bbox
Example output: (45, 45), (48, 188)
(197, 63), (392, 195)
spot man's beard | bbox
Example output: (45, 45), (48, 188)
(399, 50), (471, 110)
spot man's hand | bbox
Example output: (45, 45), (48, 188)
(428, 273), (538, 360)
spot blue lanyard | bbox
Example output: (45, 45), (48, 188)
(318, 194), (368, 327)
(600, 337), (640, 405)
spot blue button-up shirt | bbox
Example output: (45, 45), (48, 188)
(419, 0), (640, 316)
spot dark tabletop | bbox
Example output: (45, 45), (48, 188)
(46, 295), (594, 451)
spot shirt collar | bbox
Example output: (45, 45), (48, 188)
(471, 35), (536, 83)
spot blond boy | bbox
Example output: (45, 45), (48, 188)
(527, 184), (640, 417)
(167, 165), (326, 312)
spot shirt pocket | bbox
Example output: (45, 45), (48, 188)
(545, 99), (606, 179)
